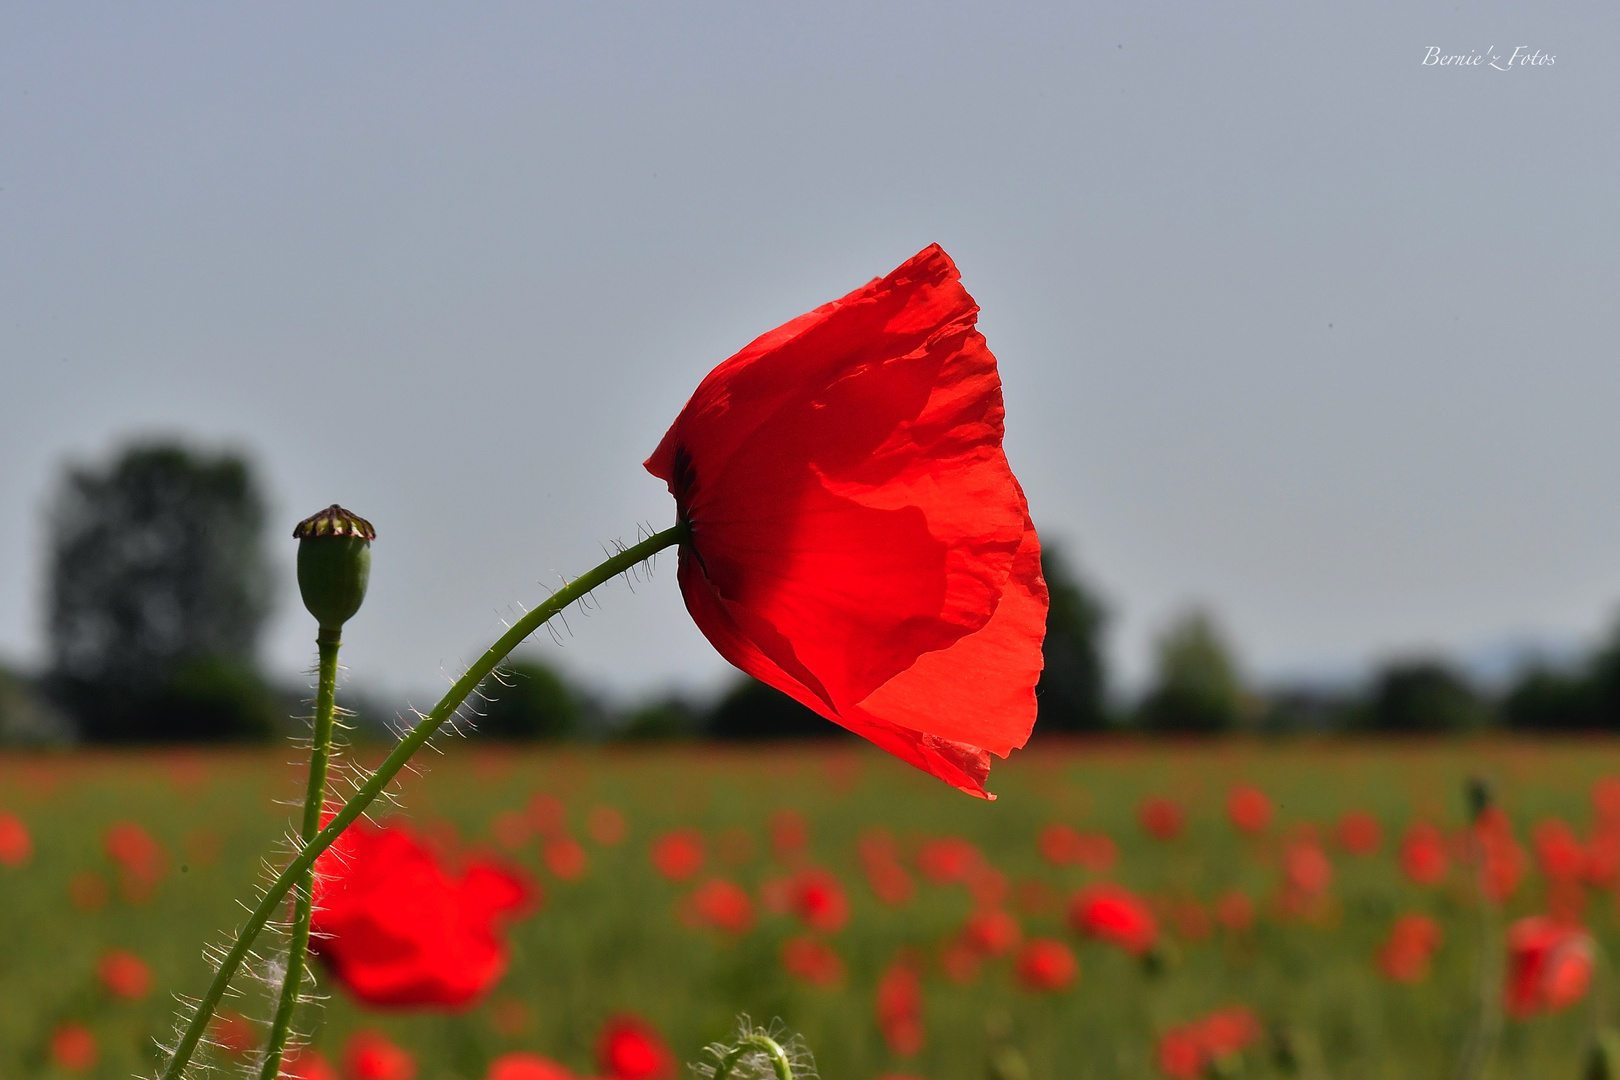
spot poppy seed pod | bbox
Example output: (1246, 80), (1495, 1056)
(294, 505), (374, 631)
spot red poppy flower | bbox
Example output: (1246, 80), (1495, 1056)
(1504, 916), (1593, 1018)
(1156, 1028), (1203, 1080)
(311, 820), (535, 1009)
(961, 908), (1022, 957)
(645, 244), (1047, 799)
(1226, 786), (1273, 834)
(1069, 883), (1158, 956)
(1399, 822), (1448, 885)
(1378, 913), (1442, 983)
(1138, 797), (1184, 841)
(1015, 938), (1078, 992)
(770, 809), (810, 862)
(543, 836), (588, 881)
(104, 820), (166, 901)
(1595, 776), (1620, 823)
(597, 1015), (676, 1080)
(788, 867), (851, 933)
(50, 1023), (98, 1072)
(781, 935), (846, 986)
(1215, 891), (1254, 933)
(488, 1053), (577, 1080)
(587, 805), (627, 846)
(917, 836), (983, 884)
(858, 828), (915, 906)
(1283, 839), (1333, 898)
(1073, 832), (1119, 873)
(684, 877), (756, 935)
(96, 948), (153, 1000)
(650, 829), (706, 882)
(1155, 1007), (1261, 1079)
(875, 956), (926, 1055)
(1335, 811), (1381, 855)
(1532, 818), (1584, 882)
(344, 1030), (416, 1080)
(0, 811), (31, 867)
(284, 1047), (342, 1080)
(210, 1011), (256, 1059)
(1474, 808), (1526, 902)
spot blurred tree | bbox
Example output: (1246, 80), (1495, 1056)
(1034, 546), (1110, 732)
(1136, 610), (1249, 733)
(46, 440), (276, 741)
(1364, 659), (1490, 733)
(475, 658), (581, 739)
(709, 677), (844, 739)
(1503, 613), (1620, 730)
(617, 696), (702, 740)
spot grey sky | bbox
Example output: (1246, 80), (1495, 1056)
(3, 3), (1617, 707)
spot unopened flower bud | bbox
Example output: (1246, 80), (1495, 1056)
(294, 505), (374, 631)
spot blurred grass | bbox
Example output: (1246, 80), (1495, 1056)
(3, 738), (1618, 1080)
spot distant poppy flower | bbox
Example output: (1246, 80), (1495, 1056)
(1594, 777), (1620, 823)
(1139, 797), (1184, 841)
(961, 908), (1022, 957)
(789, 867), (851, 933)
(543, 836), (588, 881)
(770, 810), (810, 862)
(1156, 1028), (1203, 1080)
(1473, 808), (1526, 902)
(528, 794), (567, 836)
(284, 1047), (342, 1080)
(1586, 830), (1620, 888)
(650, 829), (706, 882)
(1335, 811), (1381, 855)
(875, 956), (926, 1054)
(50, 1023), (98, 1071)
(1215, 891), (1255, 933)
(1072, 832), (1119, 873)
(684, 877), (756, 935)
(1226, 786), (1273, 834)
(1504, 916), (1593, 1018)
(1015, 938), (1078, 992)
(0, 811), (31, 866)
(1038, 823), (1080, 865)
(344, 1030), (416, 1080)
(311, 820), (535, 1009)
(487, 1053), (577, 1080)
(1069, 883), (1157, 956)
(97, 948), (152, 1000)
(858, 828), (915, 906)
(210, 1010), (256, 1059)
(1400, 822), (1448, 886)
(1378, 914), (1442, 983)
(1156, 1007), (1261, 1079)
(104, 820), (166, 901)
(781, 935), (846, 986)
(1533, 818), (1585, 882)
(597, 1015), (676, 1080)
(646, 244), (1047, 799)
(1283, 840), (1333, 898)
(491, 810), (532, 850)
(917, 836), (983, 884)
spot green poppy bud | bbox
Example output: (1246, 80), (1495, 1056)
(294, 504), (374, 632)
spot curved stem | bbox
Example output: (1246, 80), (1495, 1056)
(258, 626), (342, 1080)
(711, 1034), (795, 1080)
(159, 525), (684, 1080)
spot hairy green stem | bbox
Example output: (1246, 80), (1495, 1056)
(159, 525), (683, 1080)
(711, 1034), (795, 1080)
(258, 626), (343, 1080)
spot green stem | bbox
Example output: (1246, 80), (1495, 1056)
(160, 525), (684, 1080)
(258, 626), (342, 1080)
(1453, 835), (1502, 1080)
(711, 1034), (795, 1080)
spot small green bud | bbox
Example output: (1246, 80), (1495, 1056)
(294, 505), (374, 631)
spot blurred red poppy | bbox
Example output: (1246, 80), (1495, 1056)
(789, 867), (851, 933)
(1138, 797), (1184, 841)
(875, 955), (926, 1054)
(96, 948), (152, 1000)
(283, 1047), (342, 1080)
(311, 820), (536, 1009)
(1015, 938), (1078, 992)
(210, 1010), (256, 1059)
(1594, 776), (1620, 823)
(1283, 839), (1333, 898)
(650, 829), (706, 882)
(487, 1053), (577, 1080)
(0, 811), (31, 867)
(684, 877), (755, 935)
(1399, 822), (1448, 886)
(1378, 913), (1442, 983)
(1156, 1007), (1261, 1079)
(587, 805), (628, 846)
(1069, 883), (1157, 956)
(344, 1030), (416, 1080)
(917, 836), (983, 884)
(50, 1022), (98, 1072)
(1215, 891), (1254, 933)
(1226, 786), (1273, 834)
(858, 828), (915, 906)
(781, 935), (846, 986)
(1474, 808), (1526, 902)
(770, 809), (810, 862)
(1038, 823), (1080, 865)
(543, 836), (588, 881)
(646, 244), (1047, 799)
(1335, 811), (1381, 855)
(1532, 818), (1584, 881)
(961, 908), (1022, 957)
(1505, 916), (1593, 1018)
(104, 820), (166, 901)
(597, 1015), (676, 1080)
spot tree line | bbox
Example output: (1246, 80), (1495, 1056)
(2, 438), (1617, 743)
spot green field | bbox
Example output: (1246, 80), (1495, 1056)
(3, 739), (1617, 1080)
